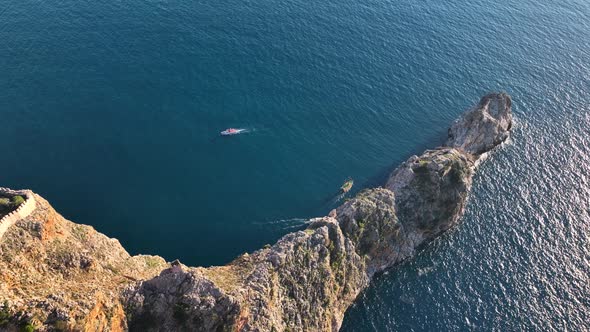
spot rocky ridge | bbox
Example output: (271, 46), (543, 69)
(0, 93), (512, 331)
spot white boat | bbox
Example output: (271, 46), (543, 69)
(220, 128), (246, 136)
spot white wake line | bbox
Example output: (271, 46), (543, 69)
(252, 218), (311, 226)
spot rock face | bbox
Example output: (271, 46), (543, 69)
(446, 92), (512, 155)
(385, 148), (475, 240)
(335, 188), (407, 277)
(123, 264), (241, 331)
(0, 93), (512, 331)
(0, 195), (167, 331)
(123, 217), (368, 332)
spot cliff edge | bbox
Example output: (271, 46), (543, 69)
(0, 93), (512, 331)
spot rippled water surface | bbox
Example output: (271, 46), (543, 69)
(1, 0), (589, 330)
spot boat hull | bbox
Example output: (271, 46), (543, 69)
(220, 129), (246, 136)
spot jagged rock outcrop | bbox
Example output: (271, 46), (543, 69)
(385, 148), (475, 239)
(124, 263), (241, 331)
(335, 188), (408, 277)
(123, 217), (369, 332)
(446, 92), (512, 155)
(0, 93), (512, 331)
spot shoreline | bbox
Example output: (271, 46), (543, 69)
(0, 93), (513, 331)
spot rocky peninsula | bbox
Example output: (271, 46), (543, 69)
(0, 93), (512, 331)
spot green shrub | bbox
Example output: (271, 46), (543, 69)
(0, 198), (10, 214)
(145, 256), (160, 268)
(0, 301), (10, 326)
(20, 323), (35, 332)
(11, 196), (25, 207)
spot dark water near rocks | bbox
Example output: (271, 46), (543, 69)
(1, 0), (589, 330)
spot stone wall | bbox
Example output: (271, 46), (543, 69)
(0, 187), (36, 239)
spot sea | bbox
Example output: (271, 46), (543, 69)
(1, 0), (589, 330)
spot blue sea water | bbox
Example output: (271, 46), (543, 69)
(1, 0), (589, 330)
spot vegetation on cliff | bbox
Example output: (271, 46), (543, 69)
(0, 195), (25, 219)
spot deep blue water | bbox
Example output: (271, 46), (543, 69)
(1, 0), (589, 330)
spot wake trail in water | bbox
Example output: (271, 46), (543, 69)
(320, 191), (350, 209)
(253, 218), (311, 230)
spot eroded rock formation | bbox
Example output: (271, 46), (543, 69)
(0, 93), (512, 331)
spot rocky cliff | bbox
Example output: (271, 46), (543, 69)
(0, 93), (512, 331)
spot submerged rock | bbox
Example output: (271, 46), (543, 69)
(0, 93), (512, 331)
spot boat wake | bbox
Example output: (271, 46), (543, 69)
(210, 128), (253, 142)
(253, 218), (310, 230)
(323, 191), (348, 207)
